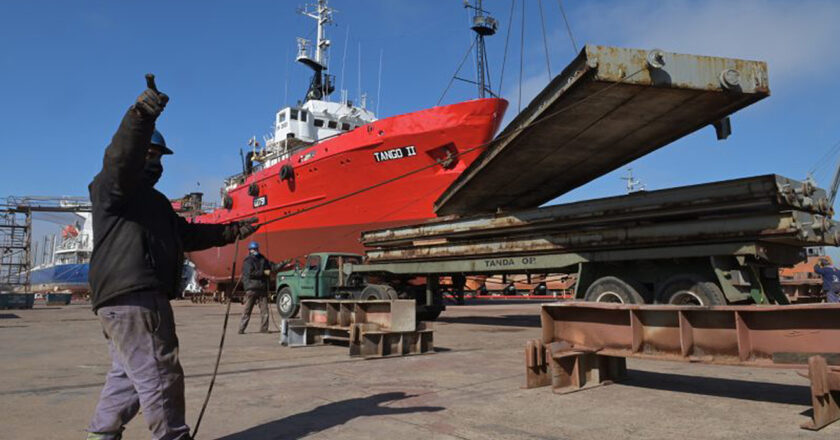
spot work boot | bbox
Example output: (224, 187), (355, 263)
(238, 330), (245, 334)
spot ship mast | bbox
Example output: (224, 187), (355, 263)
(297, 0), (335, 102)
(465, 0), (497, 98)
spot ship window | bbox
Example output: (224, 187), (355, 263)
(327, 120), (337, 129)
(341, 123), (351, 131)
(290, 109), (299, 120)
(278, 112), (286, 123)
(300, 111), (307, 122)
(314, 118), (324, 127)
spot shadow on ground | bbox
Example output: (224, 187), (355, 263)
(625, 369), (811, 406)
(437, 314), (540, 328)
(218, 392), (444, 439)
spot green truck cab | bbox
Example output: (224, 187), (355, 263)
(274, 252), (363, 318)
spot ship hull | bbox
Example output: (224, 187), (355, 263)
(189, 98), (508, 283)
(28, 263), (90, 294)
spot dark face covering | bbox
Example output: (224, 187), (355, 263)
(143, 156), (163, 187)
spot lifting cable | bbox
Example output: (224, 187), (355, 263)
(537, 0), (552, 79)
(192, 64), (647, 438)
(808, 138), (840, 179)
(557, 0), (578, 53)
(497, 0), (517, 97)
(518, 0), (525, 113)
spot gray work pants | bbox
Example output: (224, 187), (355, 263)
(239, 290), (269, 333)
(87, 291), (191, 440)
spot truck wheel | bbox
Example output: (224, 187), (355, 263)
(657, 275), (725, 306)
(417, 308), (442, 321)
(276, 287), (299, 319)
(360, 284), (397, 300)
(584, 276), (646, 304)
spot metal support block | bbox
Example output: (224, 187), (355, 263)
(548, 344), (627, 394)
(357, 323), (434, 359)
(524, 339), (550, 388)
(802, 355), (840, 431)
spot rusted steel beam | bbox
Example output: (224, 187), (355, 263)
(802, 355), (840, 430)
(366, 175), (829, 247)
(527, 302), (840, 430)
(366, 211), (837, 263)
(284, 300), (433, 359)
(436, 45), (770, 216)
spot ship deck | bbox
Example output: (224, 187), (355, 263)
(2, 301), (835, 439)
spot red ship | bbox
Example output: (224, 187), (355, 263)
(188, 0), (507, 288)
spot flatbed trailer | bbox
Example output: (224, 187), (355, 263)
(266, 174), (839, 320)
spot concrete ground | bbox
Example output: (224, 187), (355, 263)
(1, 299), (838, 440)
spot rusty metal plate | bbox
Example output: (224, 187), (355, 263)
(435, 45), (770, 216)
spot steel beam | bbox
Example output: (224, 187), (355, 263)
(436, 45), (770, 216)
(526, 302), (840, 430)
(366, 175), (829, 247)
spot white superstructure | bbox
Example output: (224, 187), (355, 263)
(240, 0), (377, 176)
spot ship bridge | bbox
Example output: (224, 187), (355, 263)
(270, 100), (377, 147)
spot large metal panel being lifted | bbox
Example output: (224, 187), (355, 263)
(435, 45), (770, 216)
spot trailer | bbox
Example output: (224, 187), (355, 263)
(269, 174), (838, 320)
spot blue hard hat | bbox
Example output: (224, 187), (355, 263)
(150, 130), (174, 155)
(248, 241), (259, 250)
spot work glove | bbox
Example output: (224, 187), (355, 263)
(263, 269), (271, 276)
(222, 217), (259, 243)
(133, 88), (169, 118)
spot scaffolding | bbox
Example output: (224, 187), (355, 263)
(0, 196), (90, 292)
(0, 207), (31, 291)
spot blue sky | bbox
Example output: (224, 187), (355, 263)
(2, 0), (840, 260)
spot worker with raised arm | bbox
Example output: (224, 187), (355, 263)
(86, 76), (258, 440)
(815, 258), (840, 303)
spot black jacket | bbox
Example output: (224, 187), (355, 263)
(88, 108), (233, 310)
(241, 253), (273, 292)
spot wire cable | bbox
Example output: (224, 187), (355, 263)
(255, 66), (647, 231)
(518, 0), (525, 113)
(437, 38), (478, 106)
(557, 0), (578, 53)
(497, 0), (516, 97)
(538, 0), (552, 80)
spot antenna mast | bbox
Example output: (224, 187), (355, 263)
(465, 0), (497, 98)
(297, 0), (335, 102)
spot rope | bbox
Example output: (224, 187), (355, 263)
(538, 0), (552, 79)
(497, 0), (516, 96)
(190, 66), (647, 437)
(557, 0), (578, 53)
(192, 237), (241, 438)
(255, 66), (647, 231)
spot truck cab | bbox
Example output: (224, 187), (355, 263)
(274, 252), (363, 318)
